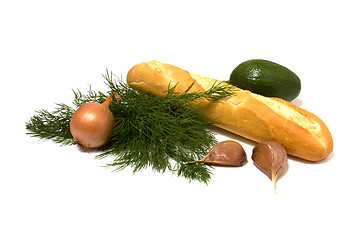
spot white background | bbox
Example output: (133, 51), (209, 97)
(1, 0), (359, 239)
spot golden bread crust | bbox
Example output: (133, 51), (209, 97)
(127, 60), (333, 161)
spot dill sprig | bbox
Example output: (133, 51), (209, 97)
(26, 103), (75, 146)
(25, 87), (106, 146)
(165, 81), (234, 105)
(25, 70), (234, 184)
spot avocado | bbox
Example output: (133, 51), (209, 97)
(229, 59), (301, 101)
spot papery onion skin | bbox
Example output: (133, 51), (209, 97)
(70, 100), (115, 148)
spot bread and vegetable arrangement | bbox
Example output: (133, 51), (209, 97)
(26, 59), (333, 193)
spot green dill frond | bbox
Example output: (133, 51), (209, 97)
(164, 80), (235, 106)
(177, 162), (213, 185)
(97, 72), (225, 183)
(72, 86), (106, 107)
(25, 103), (75, 146)
(205, 81), (235, 100)
(26, 69), (234, 184)
(97, 78), (217, 183)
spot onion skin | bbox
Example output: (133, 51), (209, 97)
(70, 96), (115, 148)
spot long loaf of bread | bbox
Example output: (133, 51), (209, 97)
(127, 60), (333, 161)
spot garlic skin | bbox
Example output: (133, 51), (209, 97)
(187, 140), (247, 167)
(252, 141), (288, 193)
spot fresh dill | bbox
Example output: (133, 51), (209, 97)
(26, 103), (75, 146)
(25, 70), (234, 184)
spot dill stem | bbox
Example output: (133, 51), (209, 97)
(185, 159), (206, 164)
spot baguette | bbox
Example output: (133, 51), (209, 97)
(127, 60), (333, 161)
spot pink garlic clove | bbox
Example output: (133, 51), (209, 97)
(187, 140), (247, 167)
(252, 141), (288, 194)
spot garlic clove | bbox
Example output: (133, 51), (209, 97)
(187, 140), (247, 167)
(252, 141), (288, 194)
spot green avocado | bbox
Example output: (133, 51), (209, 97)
(229, 59), (301, 101)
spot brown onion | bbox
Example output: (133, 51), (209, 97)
(70, 94), (115, 148)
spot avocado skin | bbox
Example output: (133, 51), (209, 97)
(229, 59), (301, 101)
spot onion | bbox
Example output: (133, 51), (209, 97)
(70, 94), (115, 148)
